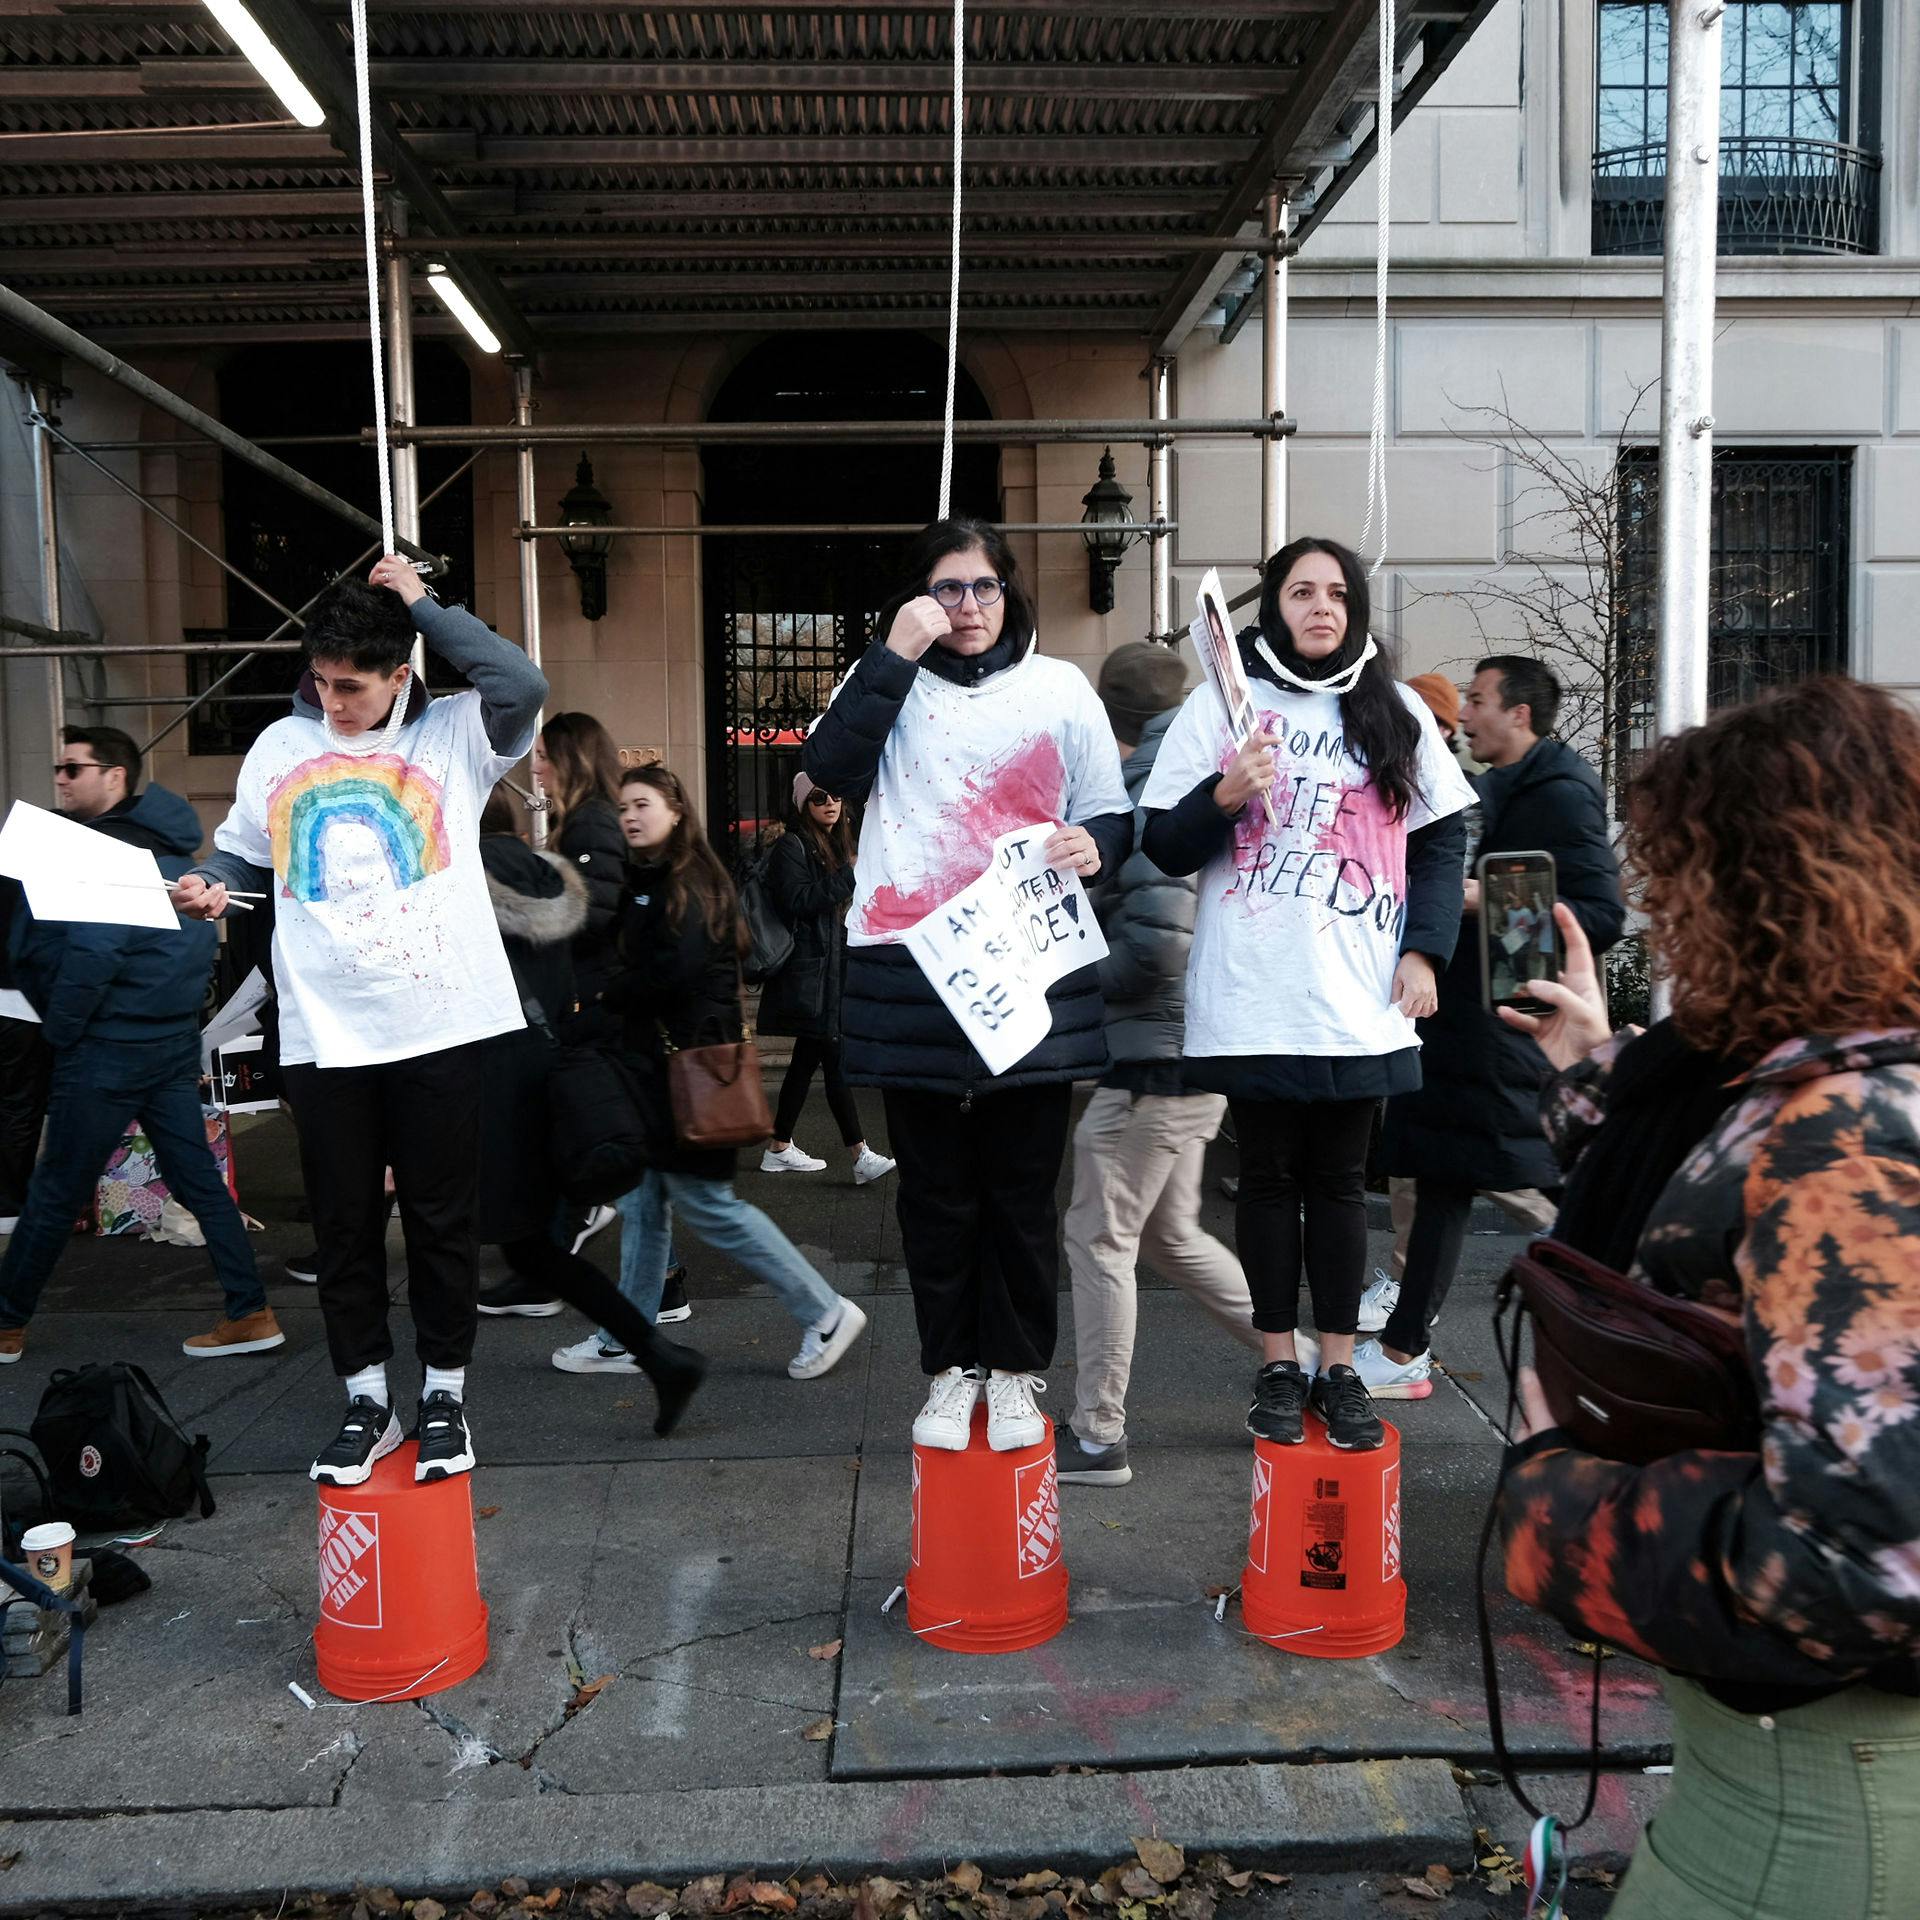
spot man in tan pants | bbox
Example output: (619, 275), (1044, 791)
(1058, 646), (1257, 1486)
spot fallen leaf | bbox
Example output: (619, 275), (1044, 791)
(1003, 1875), (1059, 1897)
(948, 1866), (983, 1896)
(470, 1895), (500, 1916)
(1133, 1839), (1185, 1887)
(720, 1878), (797, 1913)
(1395, 1879), (1445, 1903)
(801, 1717), (837, 1741)
(1220, 1875), (1252, 1895)
(0, 1852), (19, 1873)
(627, 1885), (676, 1916)
(501, 1884), (531, 1904)
(476, 1506), (501, 1520)
(1169, 1889), (1214, 1920)
(544, 1891), (568, 1911)
(681, 1876), (729, 1916)
(1569, 1867), (1617, 1889)
(809, 1639), (844, 1661)
(613, 1399), (637, 1411)
(1422, 1868), (1453, 1892)
(1117, 1868), (1159, 1902)
(566, 1673), (616, 1718)
(1251, 1877), (1291, 1889)
(414, 1902), (448, 1920)
(365, 1891), (403, 1916)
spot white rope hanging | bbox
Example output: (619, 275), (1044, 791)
(350, 0), (394, 561)
(1356, 0), (1395, 578)
(935, 0), (965, 520)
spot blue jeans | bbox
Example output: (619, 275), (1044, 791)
(610, 1171), (836, 1343)
(0, 1030), (265, 1327)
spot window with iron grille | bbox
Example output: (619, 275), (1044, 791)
(1613, 448), (1852, 783)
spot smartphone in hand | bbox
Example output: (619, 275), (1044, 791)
(1478, 851), (1559, 1014)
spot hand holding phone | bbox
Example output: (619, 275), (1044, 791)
(1478, 850), (1560, 1014)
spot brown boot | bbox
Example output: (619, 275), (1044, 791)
(182, 1308), (286, 1358)
(0, 1326), (23, 1365)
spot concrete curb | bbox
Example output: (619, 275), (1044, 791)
(0, 1759), (1473, 1912)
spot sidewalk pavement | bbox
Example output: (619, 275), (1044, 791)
(0, 1100), (1663, 1910)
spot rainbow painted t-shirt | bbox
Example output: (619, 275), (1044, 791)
(214, 691), (529, 1069)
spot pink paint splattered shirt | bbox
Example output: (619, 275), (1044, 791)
(1140, 679), (1472, 1059)
(838, 647), (1129, 947)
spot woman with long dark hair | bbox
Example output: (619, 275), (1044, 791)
(532, 711), (627, 1024)
(550, 765), (868, 1384)
(1495, 678), (1920, 1920)
(803, 518), (1131, 1452)
(1141, 535), (1472, 1451)
(757, 772), (896, 1185)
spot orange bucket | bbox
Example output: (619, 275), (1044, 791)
(313, 1441), (489, 1702)
(1242, 1419), (1404, 1658)
(906, 1402), (1069, 1653)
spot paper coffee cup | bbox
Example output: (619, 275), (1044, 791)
(20, 1522), (75, 1593)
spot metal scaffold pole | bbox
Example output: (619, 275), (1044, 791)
(31, 379), (66, 754)
(513, 363), (549, 849)
(1149, 356), (1172, 643)
(1260, 188), (1288, 565)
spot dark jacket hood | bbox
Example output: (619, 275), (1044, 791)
(90, 783), (206, 860)
(291, 669), (432, 729)
(481, 838), (589, 948)
(1122, 705), (1177, 801)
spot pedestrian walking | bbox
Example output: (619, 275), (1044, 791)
(1495, 677), (1920, 1920)
(0, 728), (282, 1366)
(803, 517), (1131, 1451)
(1140, 536), (1472, 1451)
(1058, 644), (1258, 1487)
(757, 772), (895, 1185)
(1370, 657), (1624, 1398)
(550, 765), (868, 1383)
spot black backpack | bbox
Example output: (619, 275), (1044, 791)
(736, 843), (795, 986)
(30, 1364), (215, 1532)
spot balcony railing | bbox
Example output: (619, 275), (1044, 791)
(1592, 136), (1881, 257)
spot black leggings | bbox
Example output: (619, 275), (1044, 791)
(500, 1235), (678, 1369)
(774, 1037), (864, 1147)
(1229, 1097), (1378, 1337)
(1382, 1178), (1474, 1356)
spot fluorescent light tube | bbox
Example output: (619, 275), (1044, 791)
(202, 1), (326, 129)
(425, 266), (503, 355)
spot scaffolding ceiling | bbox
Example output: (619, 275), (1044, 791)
(0, 0), (1490, 352)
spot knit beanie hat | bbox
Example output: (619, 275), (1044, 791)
(1098, 642), (1189, 745)
(1406, 672), (1461, 737)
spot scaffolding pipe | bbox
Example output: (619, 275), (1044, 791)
(0, 281), (440, 567)
(514, 364), (549, 848)
(517, 519), (1176, 539)
(0, 612), (93, 647)
(1147, 359), (1173, 643)
(385, 200), (422, 548)
(32, 379), (66, 751)
(1654, 0), (1722, 748)
(1260, 189), (1289, 564)
(391, 417), (1292, 448)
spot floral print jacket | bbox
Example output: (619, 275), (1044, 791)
(1497, 1028), (1920, 1690)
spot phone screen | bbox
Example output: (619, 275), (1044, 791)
(1478, 851), (1559, 1012)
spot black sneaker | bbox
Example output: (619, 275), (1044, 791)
(657, 1266), (692, 1324)
(309, 1395), (403, 1486)
(1311, 1364), (1386, 1451)
(476, 1275), (563, 1318)
(643, 1336), (709, 1438)
(413, 1390), (476, 1483)
(1054, 1426), (1133, 1487)
(1246, 1360), (1311, 1445)
(286, 1249), (319, 1285)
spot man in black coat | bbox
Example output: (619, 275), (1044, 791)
(1363, 657), (1625, 1398)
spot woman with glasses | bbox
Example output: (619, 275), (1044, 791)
(803, 519), (1131, 1452)
(758, 771), (897, 1186)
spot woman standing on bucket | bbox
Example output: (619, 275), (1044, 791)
(550, 765), (868, 1384)
(803, 519), (1131, 1452)
(1141, 535), (1472, 1452)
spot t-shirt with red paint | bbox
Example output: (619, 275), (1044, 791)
(1140, 678), (1473, 1060)
(841, 645), (1130, 947)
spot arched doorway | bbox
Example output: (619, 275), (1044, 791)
(701, 333), (998, 858)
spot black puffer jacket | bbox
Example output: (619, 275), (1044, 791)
(554, 793), (628, 1023)
(1381, 736), (1625, 1190)
(756, 828), (854, 1042)
(602, 859), (744, 1179)
(803, 640), (1133, 1098)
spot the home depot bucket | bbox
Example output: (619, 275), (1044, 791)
(313, 1441), (489, 1701)
(1242, 1419), (1404, 1659)
(905, 1403), (1069, 1653)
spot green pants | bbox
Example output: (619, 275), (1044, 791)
(1612, 1675), (1920, 1920)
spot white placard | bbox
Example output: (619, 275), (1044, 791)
(200, 965), (268, 1070)
(0, 988), (39, 1024)
(0, 800), (180, 931)
(1192, 567), (1256, 745)
(901, 822), (1110, 1078)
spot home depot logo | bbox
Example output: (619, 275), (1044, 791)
(1382, 1461), (1403, 1583)
(318, 1505), (382, 1629)
(1247, 1453), (1273, 1575)
(909, 1453), (923, 1568)
(1013, 1456), (1060, 1579)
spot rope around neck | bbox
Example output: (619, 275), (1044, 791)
(1356, 0), (1395, 579)
(349, 0), (395, 561)
(322, 676), (412, 757)
(936, 0), (964, 520)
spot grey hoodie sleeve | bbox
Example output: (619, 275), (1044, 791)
(411, 595), (548, 753)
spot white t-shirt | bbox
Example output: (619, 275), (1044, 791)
(1140, 679), (1474, 1060)
(844, 645), (1130, 945)
(214, 691), (532, 1069)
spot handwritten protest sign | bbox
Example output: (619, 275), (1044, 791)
(0, 799), (180, 930)
(902, 822), (1111, 1077)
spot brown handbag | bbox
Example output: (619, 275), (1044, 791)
(659, 987), (772, 1149)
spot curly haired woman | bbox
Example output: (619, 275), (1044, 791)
(1493, 677), (1920, 1920)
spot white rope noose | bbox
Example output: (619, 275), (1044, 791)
(935, 0), (965, 520)
(1356, 0), (1395, 579)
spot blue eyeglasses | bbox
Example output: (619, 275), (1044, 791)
(929, 577), (1006, 610)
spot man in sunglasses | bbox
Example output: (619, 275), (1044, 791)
(0, 728), (281, 1368)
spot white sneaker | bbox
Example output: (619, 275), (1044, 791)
(852, 1148), (897, 1185)
(0, 1216), (18, 1234)
(551, 1335), (640, 1375)
(761, 1143), (827, 1173)
(1352, 1337), (1434, 1400)
(569, 1203), (618, 1256)
(1358, 1269), (1401, 1334)
(985, 1370), (1046, 1452)
(913, 1366), (984, 1450)
(787, 1295), (868, 1380)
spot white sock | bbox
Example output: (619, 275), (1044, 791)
(1074, 1433), (1113, 1457)
(422, 1365), (466, 1402)
(345, 1364), (389, 1408)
